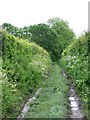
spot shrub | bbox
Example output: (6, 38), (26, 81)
(60, 32), (89, 118)
(1, 30), (52, 118)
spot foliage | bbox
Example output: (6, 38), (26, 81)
(2, 20), (75, 62)
(2, 23), (31, 40)
(60, 32), (89, 118)
(1, 20), (89, 119)
(25, 65), (69, 118)
(1, 30), (51, 118)
(1, 73), (22, 118)
(28, 23), (61, 61)
(47, 17), (75, 52)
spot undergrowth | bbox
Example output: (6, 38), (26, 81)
(1, 30), (52, 118)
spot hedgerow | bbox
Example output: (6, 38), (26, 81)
(2, 21), (75, 62)
(2, 23), (62, 62)
(60, 32), (89, 118)
(1, 30), (52, 118)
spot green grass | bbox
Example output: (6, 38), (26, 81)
(25, 64), (70, 118)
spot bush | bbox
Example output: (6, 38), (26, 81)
(2, 73), (22, 117)
(1, 30), (52, 118)
(60, 32), (89, 118)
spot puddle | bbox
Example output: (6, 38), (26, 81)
(62, 70), (85, 119)
(69, 86), (84, 118)
(69, 85), (84, 119)
(69, 97), (75, 101)
(70, 101), (78, 107)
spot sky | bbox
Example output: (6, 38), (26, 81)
(0, 0), (89, 37)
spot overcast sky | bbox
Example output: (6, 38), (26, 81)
(0, 0), (89, 36)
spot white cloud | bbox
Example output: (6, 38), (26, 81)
(0, 0), (89, 36)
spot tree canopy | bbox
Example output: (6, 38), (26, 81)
(2, 18), (75, 61)
(47, 17), (75, 52)
(29, 23), (61, 61)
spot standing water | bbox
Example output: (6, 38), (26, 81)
(62, 70), (85, 119)
(69, 85), (84, 119)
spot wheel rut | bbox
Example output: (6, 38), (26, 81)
(17, 67), (86, 119)
(62, 70), (86, 119)
(17, 88), (42, 119)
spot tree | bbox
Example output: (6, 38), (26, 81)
(2, 21), (74, 61)
(2, 23), (18, 35)
(29, 23), (61, 61)
(2, 23), (31, 40)
(47, 17), (75, 52)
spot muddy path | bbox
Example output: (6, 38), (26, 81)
(62, 70), (87, 119)
(17, 88), (42, 119)
(16, 65), (69, 118)
(17, 66), (87, 119)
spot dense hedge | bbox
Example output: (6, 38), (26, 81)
(2, 21), (75, 62)
(1, 30), (52, 118)
(60, 32), (89, 118)
(2, 23), (62, 61)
